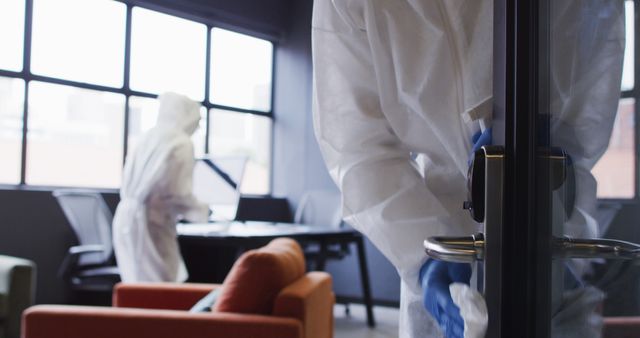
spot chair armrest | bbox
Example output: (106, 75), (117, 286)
(58, 245), (106, 279)
(23, 305), (302, 338)
(113, 282), (220, 311)
(603, 316), (640, 338)
(273, 271), (335, 338)
(68, 245), (105, 256)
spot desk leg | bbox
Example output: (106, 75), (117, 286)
(316, 239), (328, 271)
(355, 235), (375, 328)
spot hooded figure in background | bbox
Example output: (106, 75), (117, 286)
(113, 92), (209, 283)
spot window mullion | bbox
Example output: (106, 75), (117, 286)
(204, 27), (212, 155)
(20, 0), (34, 185)
(123, 4), (133, 165)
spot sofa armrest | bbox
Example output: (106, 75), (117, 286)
(273, 271), (335, 338)
(603, 316), (640, 338)
(113, 283), (220, 311)
(23, 305), (302, 338)
(0, 255), (36, 338)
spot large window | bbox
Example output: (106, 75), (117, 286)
(1, 1), (275, 193)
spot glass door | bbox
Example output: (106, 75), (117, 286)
(425, 0), (640, 337)
(539, 0), (639, 337)
(499, 0), (638, 336)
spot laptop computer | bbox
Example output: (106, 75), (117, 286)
(192, 155), (247, 222)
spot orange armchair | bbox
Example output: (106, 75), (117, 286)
(23, 271), (334, 338)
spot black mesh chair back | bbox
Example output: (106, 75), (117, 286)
(53, 190), (114, 266)
(52, 190), (120, 295)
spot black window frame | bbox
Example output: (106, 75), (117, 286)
(0, 0), (277, 195)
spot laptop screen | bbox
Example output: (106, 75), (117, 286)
(192, 156), (247, 221)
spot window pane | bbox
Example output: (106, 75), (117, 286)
(26, 82), (125, 188)
(622, 0), (635, 91)
(593, 98), (635, 198)
(128, 96), (205, 158)
(31, 0), (126, 87)
(210, 28), (273, 112)
(0, 77), (25, 184)
(130, 8), (206, 101)
(127, 96), (158, 154)
(0, 0), (25, 71)
(209, 109), (272, 194)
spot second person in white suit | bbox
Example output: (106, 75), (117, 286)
(113, 92), (209, 283)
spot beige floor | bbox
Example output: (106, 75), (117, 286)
(334, 304), (399, 338)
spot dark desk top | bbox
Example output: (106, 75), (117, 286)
(177, 221), (359, 241)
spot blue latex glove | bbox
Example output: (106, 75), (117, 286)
(420, 260), (471, 338)
(468, 127), (493, 166)
(471, 127), (492, 153)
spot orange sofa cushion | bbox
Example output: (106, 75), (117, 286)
(213, 238), (306, 315)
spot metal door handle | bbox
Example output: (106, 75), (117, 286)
(424, 233), (485, 263)
(425, 234), (640, 262)
(554, 237), (640, 260)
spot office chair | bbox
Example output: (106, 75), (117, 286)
(52, 190), (120, 293)
(235, 196), (293, 223)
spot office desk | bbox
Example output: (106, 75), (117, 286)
(177, 221), (375, 327)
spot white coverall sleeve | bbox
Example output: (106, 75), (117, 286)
(163, 141), (209, 223)
(312, 2), (466, 295)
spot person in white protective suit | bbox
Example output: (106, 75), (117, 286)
(311, 0), (624, 337)
(113, 92), (209, 283)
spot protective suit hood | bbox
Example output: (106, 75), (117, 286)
(156, 92), (201, 135)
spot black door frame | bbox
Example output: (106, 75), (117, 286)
(494, 0), (552, 336)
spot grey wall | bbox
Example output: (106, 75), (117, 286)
(271, 0), (401, 305)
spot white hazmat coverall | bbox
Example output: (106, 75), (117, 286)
(312, 0), (623, 337)
(113, 92), (209, 283)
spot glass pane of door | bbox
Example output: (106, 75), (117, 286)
(541, 1), (635, 337)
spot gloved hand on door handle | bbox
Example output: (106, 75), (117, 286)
(421, 127), (492, 338)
